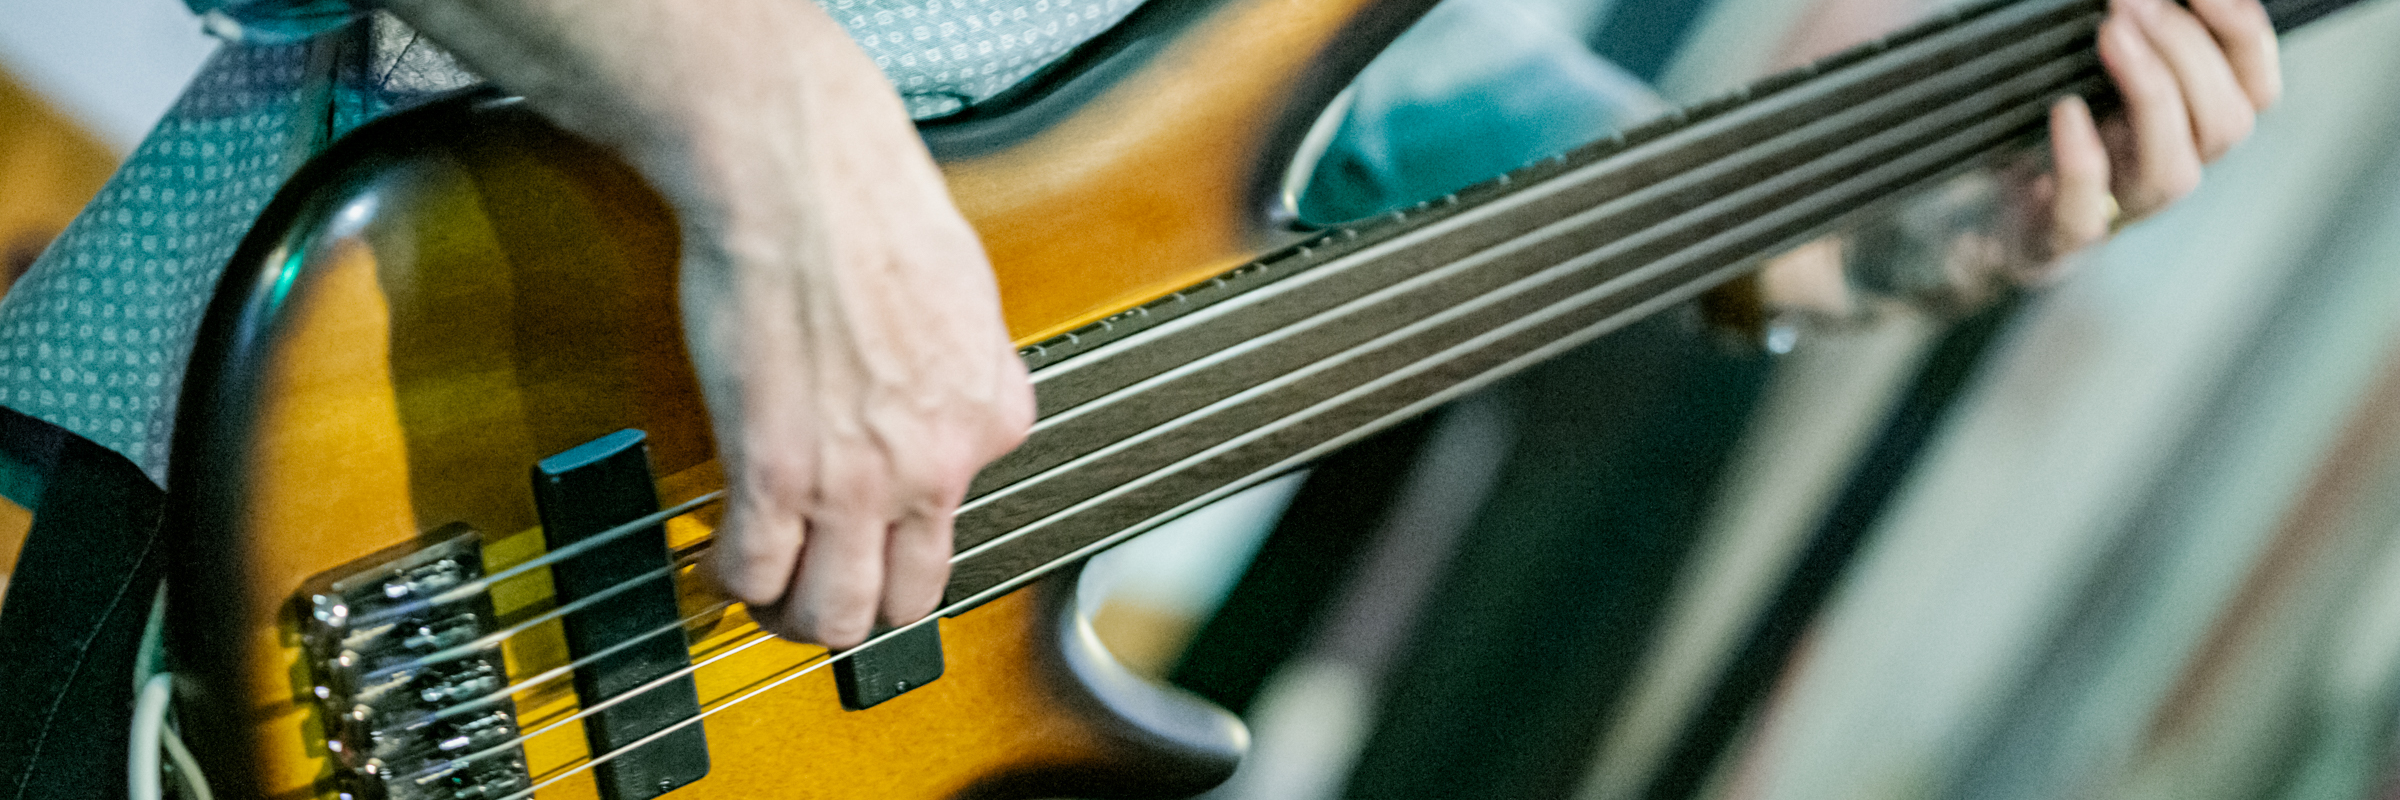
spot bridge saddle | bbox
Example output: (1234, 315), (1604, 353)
(299, 525), (534, 800)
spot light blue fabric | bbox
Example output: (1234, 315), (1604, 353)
(1301, 0), (1667, 222)
(2, 2), (1141, 483)
(184, 0), (1146, 117)
(820, 0), (1147, 119)
(1, 0), (1648, 485)
(186, 0), (367, 44)
(0, 42), (328, 481)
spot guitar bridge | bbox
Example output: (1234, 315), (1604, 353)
(299, 525), (534, 800)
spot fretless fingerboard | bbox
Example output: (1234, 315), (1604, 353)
(941, 0), (2347, 607)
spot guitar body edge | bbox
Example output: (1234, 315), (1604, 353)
(164, 0), (1418, 795)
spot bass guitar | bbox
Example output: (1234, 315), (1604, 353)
(162, 0), (2352, 797)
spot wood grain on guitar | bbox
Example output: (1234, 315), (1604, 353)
(156, 0), (2349, 795)
(165, 0), (1365, 797)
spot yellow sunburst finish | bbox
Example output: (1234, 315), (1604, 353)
(165, 1), (1427, 798)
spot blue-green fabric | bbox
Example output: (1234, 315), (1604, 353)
(183, 0), (1149, 116)
(187, 0), (367, 44)
(1299, 0), (1666, 223)
(0, 1), (1143, 484)
(820, 0), (1146, 119)
(0, 0), (1651, 487)
(0, 42), (328, 482)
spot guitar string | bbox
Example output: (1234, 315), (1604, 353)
(944, 19), (2092, 542)
(408, 620), (812, 788)
(364, 551), (703, 681)
(973, 0), (2094, 494)
(443, 112), (2071, 795)
(936, 39), (2102, 586)
(387, 36), (2054, 713)
(941, 74), (2083, 601)
(348, 491), (726, 628)
(462, 89), (2013, 779)
(947, 0), (2096, 538)
(384, 54), (2097, 791)
(486, 595), (966, 800)
(992, 0), (2095, 397)
(361, 4), (2094, 759)
(348, 0), (2345, 783)
(421, 598), (736, 725)
(335, 0), (2105, 778)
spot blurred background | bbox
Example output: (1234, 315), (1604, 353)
(6, 0), (2400, 798)
(1083, 0), (2400, 798)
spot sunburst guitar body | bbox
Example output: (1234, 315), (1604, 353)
(166, 0), (1422, 798)
(165, 0), (2351, 794)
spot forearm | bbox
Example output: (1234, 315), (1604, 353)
(379, 0), (924, 244)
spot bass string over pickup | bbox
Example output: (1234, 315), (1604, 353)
(533, 429), (711, 800)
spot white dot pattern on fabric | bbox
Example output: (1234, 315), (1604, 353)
(0, 2), (1144, 485)
(822, 0), (1143, 119)
(0, 43), (317, 484)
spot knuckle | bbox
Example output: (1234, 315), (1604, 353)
(898, 505), (957, 544)
(2199, 111), (2254, 162)
(738, 453), (815, 508)
(997, 398), (1035, 443)
(2155, 2), (2202, 33)
(883, 482), (957, 531)
(747, 599), (801, 640)
(2131, 73), (2182, 108)
(811, 600), (877, 648)
(984, 399), (1034, 454)
(2125, 159), (2201, 212)
(714, 554), (789, 607)
(709, 508), (800, 607)
(886, 587), (942, 627)
(2252, 69), (2284, 109)
(2064, 221), (2108, 253)
(890, 450), (950, 497)
(721, 577), (782, 608)
(987, 361), (1036, 443)
(2167, 163), (2204, 200)
(819, 461), (891, 514)
(888, 457), (966, 525)
(2241, 0), (2275, 31)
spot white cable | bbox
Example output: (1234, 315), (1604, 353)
(129, 673), (171, 800)
(129, 672), (215, 800)
(160, 722), (213, 800)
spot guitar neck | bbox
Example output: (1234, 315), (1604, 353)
(936, 0), (2361, 609)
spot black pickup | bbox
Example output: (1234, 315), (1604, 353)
(534, 429), (709, 800)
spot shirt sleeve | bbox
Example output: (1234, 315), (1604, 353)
(186, 0), (368, 44)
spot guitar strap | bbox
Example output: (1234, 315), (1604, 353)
(0, 411), (167, 800)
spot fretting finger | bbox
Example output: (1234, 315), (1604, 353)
(2124, 0), (2255, 161)
(709, 491), (806, 610)
(2096, 10), (2202, 217)
(2187, 0), (2281, 108)
(2047, 96), (2116, 260)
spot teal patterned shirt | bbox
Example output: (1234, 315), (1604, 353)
(0, 1), (1145, 483)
